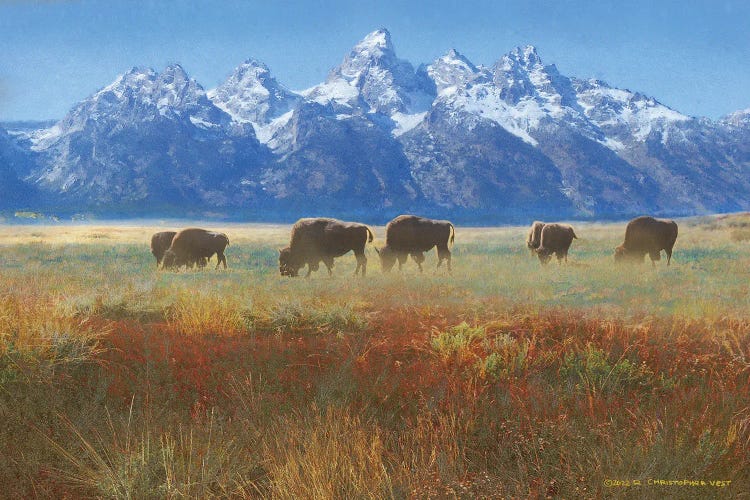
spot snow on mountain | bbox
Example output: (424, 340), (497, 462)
(208, 59), (301, 144)
(573, 78), (690, 143)
(249, 100), (422, 215)
(302, 28), (435, 135)
(425, 45), (601, 146)
(427, 49), (486, 94)
(33, 64), (231, 152)
(720, 108), (750, 128)
(435, 85), (539, 145)
(415, 46), (674, 215)
(3, 28), (750, 220)
(26, 64), (267, 209)
(492, 46), (579, 112)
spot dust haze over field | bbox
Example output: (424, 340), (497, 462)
(1, 216), (749, 497)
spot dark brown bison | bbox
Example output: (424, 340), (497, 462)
(162, 228), (230, 270)
(615, 216), (678, 266)
(377, 215), (455, 273)
(279, 218), (374, 277)
(150, 231), (176, 267)
(536, 223), (577, 264)
(526, 221), (546, 254)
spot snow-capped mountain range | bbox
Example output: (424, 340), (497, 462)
(2, 28), (748, 221)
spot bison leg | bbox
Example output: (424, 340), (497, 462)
(437, 247), (452, 273)
(305, 261), (319, 278)
(649, 251), (661, 267)
(354, 251), (367, 276)
(666, 248), (673, 266)
(215, 252), (227, 270)
(323, 257), (334, 276)
(397, 253), (408, 271)
(411, 252), (425, 272)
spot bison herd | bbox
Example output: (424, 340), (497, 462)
(151, 215), (679, 276)
(151, 228), (230, 270)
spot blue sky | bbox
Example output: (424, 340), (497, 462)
(1, 0), (748, 121)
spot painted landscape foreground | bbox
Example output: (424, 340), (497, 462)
(1, 216), (749, 498)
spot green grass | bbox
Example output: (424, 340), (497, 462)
(1, 218), (749, 497)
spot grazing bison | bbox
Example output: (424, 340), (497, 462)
(536, 223), (577, 264)
(377, 215), (455, 273)
(279, 218), (374, 277)
(615, 216), (678, 266)
(162, 228), (230, 270)
(526, 221), (546, 255)
(150, 231), (176, 268)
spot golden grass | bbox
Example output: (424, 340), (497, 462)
(1, 214), (750, 497)
(0, 222), (288, 245)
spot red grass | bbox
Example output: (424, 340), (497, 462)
(4, 302), (749, 496)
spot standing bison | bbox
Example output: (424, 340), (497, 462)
(150, 231), (176, 268)
(162, 228), (230, 270)
(535, 223), (577, 264)
(279, 218), (374, 277)
(615, 216), (678, 266)
(526, 221), (546, 254)
(377, 215), (455, 273)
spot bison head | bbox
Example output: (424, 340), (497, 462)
(614, 245), (625, 262)
(162, 249), (178, 269)
(279, 247), (301, 277)
(527, 222), (544, 254)
(535, 247), (553, 265)
(614, 245), (644, 264)
(376, 246), (397, 273)
(614, 245), (637, 263)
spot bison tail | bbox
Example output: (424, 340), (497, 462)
(366, 226), (374, 243)
(449, 223), (455, 247)
(571, 228), (578, 239)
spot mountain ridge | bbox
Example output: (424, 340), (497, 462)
(1, 28), (748, 222)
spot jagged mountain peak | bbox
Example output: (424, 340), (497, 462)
(444, 49), (476, 66)
(332, 28), (401, 82)
(161, 63), (189, 77)
(99, 66), (156, 96)
(489, 44), (581, 112)
(305, 28), (434, 116)
(152, 64), (210, 112)
(427, 49), (483, 93)
(719, 107), (750, 127)
(95, 63), (206, 106)
(32, 63), (232, 152)
(354, 28), (394, 55)
(233, 59), (271, 77)
(7, 27), (750, 221)
(503, 45), (543, 69)
(208, 57), (300, 128)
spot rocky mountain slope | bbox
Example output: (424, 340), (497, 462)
(2, 28), (748, 221)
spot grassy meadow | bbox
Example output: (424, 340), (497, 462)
(1, 216), (749, 498)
